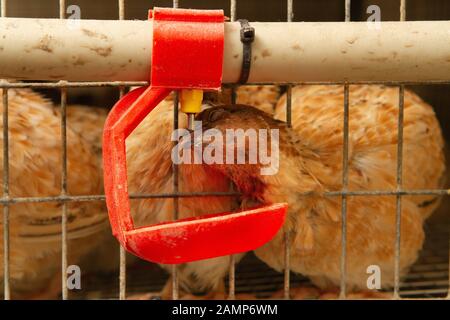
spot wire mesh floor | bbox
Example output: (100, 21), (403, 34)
(72, 199), (449, 300)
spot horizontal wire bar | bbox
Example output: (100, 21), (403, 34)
(0, 191), (240, 204)
(1, 80), (450, 89)
(324, 189), (450, 196)
(0, 189), (447, 205)
(217, 80), (450, 86)
(0, 80), (148, 88)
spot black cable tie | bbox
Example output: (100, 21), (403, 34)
(237, 19), (255, 84)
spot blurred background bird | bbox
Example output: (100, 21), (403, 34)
(190, 84), (445, 297)
(0, 89), (108, 299)
(126, 85), (279, 299)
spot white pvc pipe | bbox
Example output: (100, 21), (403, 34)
(0, 18), (449, 83)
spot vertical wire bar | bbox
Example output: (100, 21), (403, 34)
(345, 0), (351, 22)
(339, 83), (350, 299)
(60, 87), (68, 300)
(228, 88), (236, 300)
(287, 0), (293, 22)
(59, 0), (65, 19)
(286, 86), (292, 127)
(118, 0), (125, 20)
(227, 86), (236, 299)
(2, 88), (10, 300)
(393, 85), (405, 299)
(283, 231), (290, 299)
(171, 92), (179, 300)
(400, 0), (406, 22)
(119, 245), (126, 300)
(171, 0), (180, 300)
(59, 0), (68, 300)
(0, 0), (5, 17)
(118, 0), (126, 300)
(230, 0), (237, 22)
(448, 235), (450, 299)
(394, 0), (406, 300)
(283, 0), (293, 301)
(228, 255), (235, 300)
(339, 0), (351, 300)
(1, 0), (9, 301)
(119, 85), (127, 300)
(227, 0), (237, 300)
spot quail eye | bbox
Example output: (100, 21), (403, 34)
(207, 108), (227, 122)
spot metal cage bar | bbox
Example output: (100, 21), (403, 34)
(1, 0), (9, 301)
(2, 83), (9, 301)
(118, 0), (127, 301)
(60, 88), (69, 300)
(0, 0), (5, 17)
(394, 85), (405, 299)
(227, 0), (238, 301)
(59, 0), (69, 301)
(339, 0), (351, 300)
(118, 85), (127, 300)
(0, 188), (449, 204)
(283, 0), (294, 301)
(339, 83), (350, 299)
(230, 0), (236, 23)
(394, 0), (407, 300)
(448, 237), (450, 299)
(118, 0), (125, 21)
(171, 0), (180, 302)
(228, 255), (236, 299)
(0, 188), (448, 206)
(2, 80), (450, 90)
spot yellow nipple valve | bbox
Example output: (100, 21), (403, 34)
(180, 89), (203, 130)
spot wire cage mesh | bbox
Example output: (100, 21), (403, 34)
(0, 0), (449, 300)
